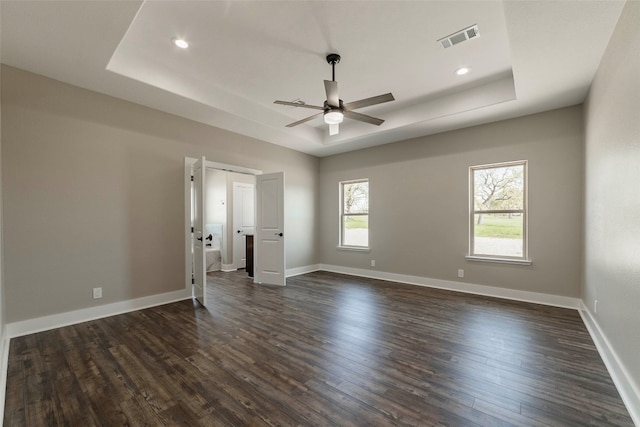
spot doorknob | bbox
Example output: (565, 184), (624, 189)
(197, 234), (212, 242)
(237, 230), (242, 234)
(275, 232), (283, 237)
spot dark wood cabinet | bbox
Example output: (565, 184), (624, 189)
(246, 234), (254, 277)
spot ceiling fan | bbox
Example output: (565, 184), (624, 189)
(274, 54), (395, 136)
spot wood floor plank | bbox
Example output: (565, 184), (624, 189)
(4, 270), (634, 426)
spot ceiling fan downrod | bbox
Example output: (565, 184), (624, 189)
(326, 53), (341, 82)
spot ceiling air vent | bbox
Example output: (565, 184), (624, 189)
(438, 24), (480, 49)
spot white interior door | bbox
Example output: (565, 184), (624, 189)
(193, 157), (207, 306)
(255, 172), (285, 286)
(233, 183), (255, 269)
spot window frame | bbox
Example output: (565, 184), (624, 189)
(468, 160), (530, 264)
(338, 178), (370, 250)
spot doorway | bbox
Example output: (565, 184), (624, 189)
(184, 157), (286, 307)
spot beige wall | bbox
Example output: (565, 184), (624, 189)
(583, 0), (640, 396)
(319, 106), (583, 297)
(0, 39), (5, 342)
(1, 66), (319, 322)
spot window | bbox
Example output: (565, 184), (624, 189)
(340, 179), (369, 248)
(469, 161), (528, 262)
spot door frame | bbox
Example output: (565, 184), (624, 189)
(192, 157), (207, 306)
(184, 157), (262, 294)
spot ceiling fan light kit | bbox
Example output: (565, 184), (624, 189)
(274, 53), (395, 136)
(324, 111), (344, 124)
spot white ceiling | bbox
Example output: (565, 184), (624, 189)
(1, 1), (625, 157)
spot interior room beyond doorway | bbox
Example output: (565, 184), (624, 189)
(203, 168), (256, 273)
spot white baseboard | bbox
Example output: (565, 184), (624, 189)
(286, 264), (320, 278)
(0, 326), (9, 424)
(0, 289), (190, 424)
(6, 289), (192, 339)
(318, 264), (580, 309)
(1, 263), (321, 340)
(315, 265), (639, 423)
(579, 303), (640, 426)
(221, 263), (236, 272)
(2, 266), (633, 426)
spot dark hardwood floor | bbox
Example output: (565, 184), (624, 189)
(4, 271), (634, 426)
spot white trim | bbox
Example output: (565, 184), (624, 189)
(286, 264), (320, 278)
(221, 264), (236, 272)
(184, 157), (262, 176)
(184, 158), (193, 294)
(0, 327), (9, 424)
(465, 255), (532, 265)
(579, 302), (640, 426)
(207, 161), (261, 176)
(336, 246), (371, 253)
(6, 289), (191, 339)
(318, 264), (580, 309)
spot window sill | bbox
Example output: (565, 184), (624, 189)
(337, 246), (371, 253)
(465, 256), (532, 266)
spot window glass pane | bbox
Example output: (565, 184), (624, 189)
(473, 213), (523, 257)
(343, 215), (368, 247)
(473, 165), (524, 211)
(343, 182), (369, 214)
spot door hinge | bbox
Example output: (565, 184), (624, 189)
(190, 175), (194, 182)
(191, 277), (195, 284)
(191, 227), (194, 233)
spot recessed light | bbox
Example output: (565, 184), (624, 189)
(456, 67), (471, 76)
(172, 38), (189, 49)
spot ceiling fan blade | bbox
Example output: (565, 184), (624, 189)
(343, 110), (385, 126)
(343, 93), (395, 111)
(274, 100), (324, 110)
(329, 123), (339, 136)
(324, 80), (339, 107)
(285, 112), (323, 127)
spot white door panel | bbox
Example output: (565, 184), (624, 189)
(255, 172), (285, 286)
(259, 239), (281, 272)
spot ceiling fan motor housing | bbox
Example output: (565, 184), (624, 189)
(323, 99), (344, 111)
(326, 53), (341, 65)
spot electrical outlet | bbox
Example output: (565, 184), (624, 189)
(93, 287), (103, 299)
(594, 300), (598, 314)
(370, 260), (376, 267)
(458, 269), (464, 278)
